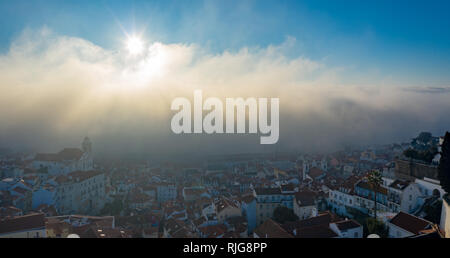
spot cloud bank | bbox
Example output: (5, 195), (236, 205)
(0, 28), (449, 159)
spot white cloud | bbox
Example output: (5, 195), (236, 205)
(0, 28), (448, 157)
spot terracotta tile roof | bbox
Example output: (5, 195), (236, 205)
(12, 186), (29, 195)
(294, 224), (338, 238)
(294, 190), (317, 207)
(254, 187), (281, 195)
(67, 170), (103, 182)
(282, 211), (341, 233)
(340, 175), (361, 192)
(215, 198), (239, 214)
(54, 170), (103, 184)
(240, 194), (255, 204)
(281, 184), (295, 192)
(0, 206), (23, 218)
(34, 153), (60, 162)
(223, 231), (241, 238)
(389, 180), (411, 190)
(0, 213), (45, 234)
(199, 224), (227, 238)
(254, 219), (293, 238)
(302, 211), (340, 226)
(334, 219), (361, 231)
(193, 217), (207, 227)
(309, 167), (325, 179)
(57, 148), (84, 160)
(35, 148), (84, 162)
(164, 218), (190, 238)
(389, 212), (432, 235)
(171, 227), (190, 238)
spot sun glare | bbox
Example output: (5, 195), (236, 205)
(126, 36), (144, 55)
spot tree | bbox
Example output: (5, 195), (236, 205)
(364, 217), (388, 238)
(367, 170), (383, 219)
(423, 199), (442, 224)
(417, 132), (433, 144)
(100, 198), (124, 216)
(403, 147), (438, 164)
(438, 132), (450, 193)
(272, 206), (299, 224)
(403, 148), (418, 159)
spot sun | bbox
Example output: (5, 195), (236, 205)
(126, 36), (144, 55)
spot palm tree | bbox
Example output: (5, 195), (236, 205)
(367, 170), (383, 219)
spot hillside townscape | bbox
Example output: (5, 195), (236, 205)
(1, 131), (449, 238)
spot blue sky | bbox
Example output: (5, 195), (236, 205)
(1, 0), (450, 85)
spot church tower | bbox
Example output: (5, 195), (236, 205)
(81, 137), (93, 171)
(321, 157), (328, 172)
(302, 161), (309, 180)
(82, 137), (92, 154)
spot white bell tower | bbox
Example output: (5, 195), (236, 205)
(82, 137), (92, 154)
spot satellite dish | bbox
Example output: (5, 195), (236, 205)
(67, 234), (80, 238)
(367, 234), (380, 238)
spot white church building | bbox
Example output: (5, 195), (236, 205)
(30, 137), (93, 175)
